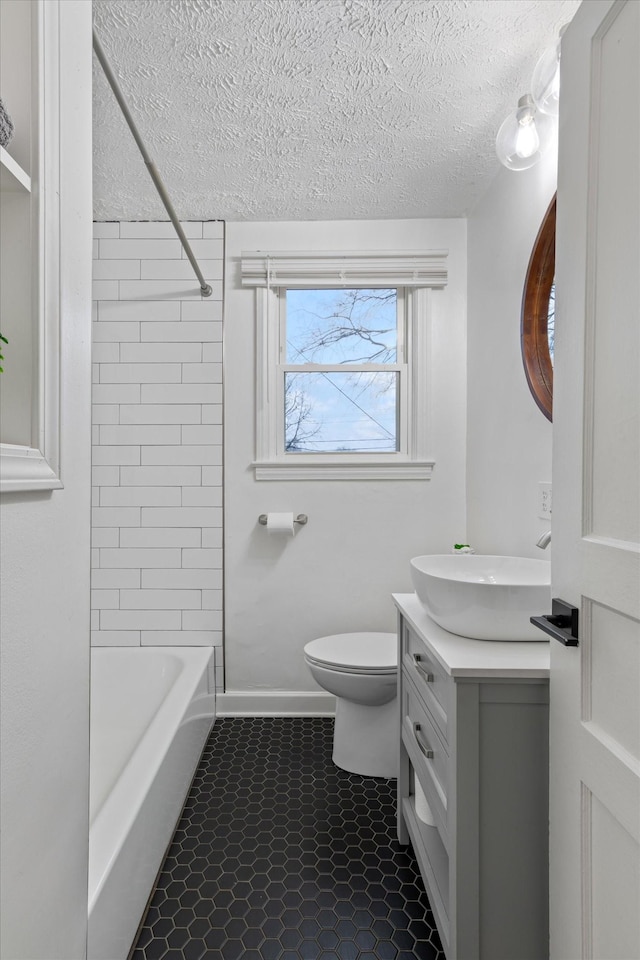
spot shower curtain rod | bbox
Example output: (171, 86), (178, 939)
(92, 29), (213, 298)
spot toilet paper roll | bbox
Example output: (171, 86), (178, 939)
(265, 512), (295, 536)
(414, 778), (436, 827)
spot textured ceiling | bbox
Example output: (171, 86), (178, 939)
(92, 0), (580, 222)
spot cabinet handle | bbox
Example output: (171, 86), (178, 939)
(413, 654), (434, 683)
(413, 722), (434, 759)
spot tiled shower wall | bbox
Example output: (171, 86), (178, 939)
(91, 221), (224, 690)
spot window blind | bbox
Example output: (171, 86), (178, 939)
(240, 251), (448, 288)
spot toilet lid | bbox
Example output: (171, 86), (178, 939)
(304, 632), (397, 673)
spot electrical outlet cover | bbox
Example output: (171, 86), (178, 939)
(538, 482), (552, 521)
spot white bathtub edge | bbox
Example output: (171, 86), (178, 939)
(88, 646), (215, 960)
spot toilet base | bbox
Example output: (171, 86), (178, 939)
(332, 695), (398, 778)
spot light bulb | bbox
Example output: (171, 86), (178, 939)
(515, 116), (540, 158)
(495, 94), (554, 171)
(531, 25), (568, 116)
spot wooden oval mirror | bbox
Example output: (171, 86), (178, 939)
(521, 195), (555, 421)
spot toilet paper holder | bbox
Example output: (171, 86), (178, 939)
(259, 514), (308, 526)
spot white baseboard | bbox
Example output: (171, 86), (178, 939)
(216, 690), (336, 716)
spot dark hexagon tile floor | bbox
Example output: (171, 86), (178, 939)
(130, 716), (444, 960)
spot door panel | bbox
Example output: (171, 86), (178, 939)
(586, 601), (640, 762)
(551, 1), (640, 957)
(587, 788), (640, 960)
(587, 0), (640, 544)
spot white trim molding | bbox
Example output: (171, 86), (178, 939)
(216, 690), (336, 716)
(241, 249), (448, 288)
(0, 444), (63, 492)
(252, 459), (435, 481)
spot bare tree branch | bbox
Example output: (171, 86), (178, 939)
(288, 289), (396, 365)
(284, 375), (320, 451)
(284, 289), (397, 449)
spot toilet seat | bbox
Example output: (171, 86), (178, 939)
(304, 654), (395, 677)
(304, 632), (397, 675)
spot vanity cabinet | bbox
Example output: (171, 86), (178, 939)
(394, 593), (550, 960)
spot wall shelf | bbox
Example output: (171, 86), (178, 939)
(0, 0), (62, 493)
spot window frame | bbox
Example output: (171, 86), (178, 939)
(254, 285), (435, 480)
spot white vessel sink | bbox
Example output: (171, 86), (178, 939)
(409, 554), (551, 641)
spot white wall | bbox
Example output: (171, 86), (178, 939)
(90, 221), (225, 689)
(466, 147), (556, 557)
(224, 218), (467, 698)
(0, 4), (93, 956)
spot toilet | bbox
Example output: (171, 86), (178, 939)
(303, 632), (398, 778)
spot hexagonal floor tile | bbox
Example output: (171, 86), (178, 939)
(130, 717), (443, 960)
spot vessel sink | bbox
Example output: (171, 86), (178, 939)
(409, 554), (551, 641)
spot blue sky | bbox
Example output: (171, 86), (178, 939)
(284, 289), (398, 452)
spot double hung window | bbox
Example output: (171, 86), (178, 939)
(242, 251), (448, 479)
(283, 287), (402, 455)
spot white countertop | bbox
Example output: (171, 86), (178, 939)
(393, 593), (550, 679)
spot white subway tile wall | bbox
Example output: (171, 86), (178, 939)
(91, 221), (224, 690)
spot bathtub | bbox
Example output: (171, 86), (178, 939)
(88, 646), (215, 960)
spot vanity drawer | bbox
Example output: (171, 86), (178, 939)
(401, 671), (449, 842)
(401, 794), (450, 953)
(401, 621), (449, 742)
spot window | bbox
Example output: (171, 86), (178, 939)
(284, 288), (400, 454)
(241, 251), (448, 479)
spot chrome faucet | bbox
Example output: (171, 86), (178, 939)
(536, 531), (552, 549)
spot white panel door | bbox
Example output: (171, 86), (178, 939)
(550, 1), (640, 958)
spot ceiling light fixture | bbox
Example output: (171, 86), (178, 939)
(495, 94), (555, 171)
(495, 23), (570, 172)
(531, 24), (569, 117)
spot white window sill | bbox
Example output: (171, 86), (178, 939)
(253, 458), (435, 481)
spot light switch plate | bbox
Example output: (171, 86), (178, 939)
(538, 482), (552, 521)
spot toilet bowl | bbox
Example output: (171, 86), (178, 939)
(304, 632), (398, 778)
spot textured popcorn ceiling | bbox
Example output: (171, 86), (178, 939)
(92, 0), (580, 222)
